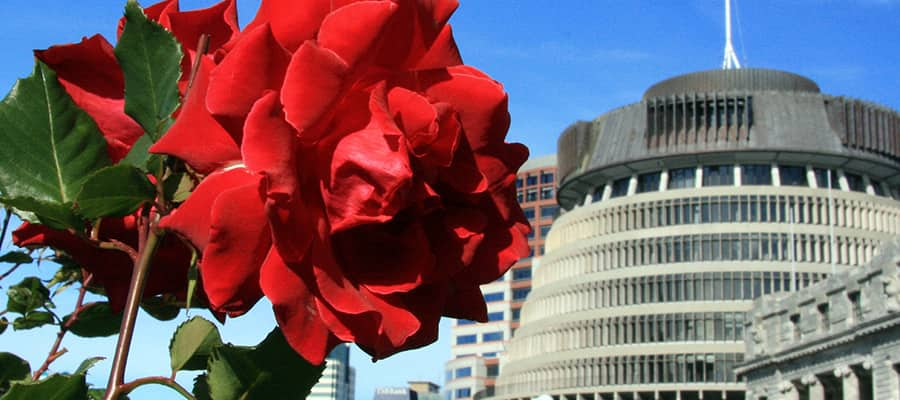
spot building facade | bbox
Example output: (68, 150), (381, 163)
(311, 344), (356, 400)
(444, 155), (559, 400)
(736, 238), (900, 400)
(493, 69), (900, 400)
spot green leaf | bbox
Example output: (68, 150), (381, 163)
(163, 172), (194, 203)
(192, 375), (211, 400)
(74, 165), (156, 219)
(1, 197), (82, 231)
(184, 251), (199, 311)
(6, 277), (50, 315)
(0, 252), (32, 264)
(1, 373), (88, 400)
(0, 61), (111, 228)
(140, 295), (180, 321)
(63, 303), (122, 338)
(206, 328), (325, 400)
(120, 134), (154, 169)
(0, 318), (7, 335)
(47, 262), (82, 290)
(115, 0), (182, 142)
(72, 357), (104, 376)
(12, 311), (54, 330)
(169, 317), (223, 372)
(0, 352), (30, 392)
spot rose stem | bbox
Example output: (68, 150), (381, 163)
(32, 273), (94, 380)
(103, 219), (162, 400)
(118, 376), (196, 400)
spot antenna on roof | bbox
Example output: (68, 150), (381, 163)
(722, 0), (742, 69)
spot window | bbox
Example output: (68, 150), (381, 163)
(455, 388), (471, 399)
(540, 186), (554, 200)
(541, 172), (554, 183)
(539, 224), (551, 238)
(515, 178), (523, 188)
(482, 331), (503, 342)
(741, 164), (771, 185)
(455, 367), (472, 378)
(526, 175), (538, 186)
(610, 177), (630, 198)
(637, 171), (661, 193)
(512, 288), (531, 300)
(487, 311), (504, 321)
(703, 165), (734, 186)
(871, 179), (886, 196)
(813, 168), (837, 188)
(457, 319), (475, 325)
(523, 207), (535, 220)
(486, 364), (500, 377)
(516, 192), (523, 202)
(540, 205), (559, 219)
(456, 334), (476, 345)
(511, 308), (521, 321)
(845, 172), (866, 192)
(483, 292), (504, 302)
(525, 189), (537, 202)
(789, 314), (801, 340)
(848, 291), (863, 321)
(513, 267), (531, 281)
(779, 165), (807, 186)
(668, 167), (696, 189)
(482, 352), (497, 358)
(592, 185), (605, 202)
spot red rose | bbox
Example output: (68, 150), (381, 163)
(151, 0), (530, 364)
(11, 0), (240, 311)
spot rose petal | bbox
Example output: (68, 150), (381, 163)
(202, 178), (271, 316)
(207, 23), (291, 138)
(243, 91), (315, 263)
(442, 282), (488, 322)
(149, 57), (241, 173)
(321, 89), (413, 233)
(167, 0), (239, 55)
(387, 87), (460, 167)
(373, 0), (460, 69)
(413, 24), (462, 70)
(34, 35), (143, 162)
(118, 0), (179, 39)
(281, 41), (350, 141)
(259, 247), (340, 364)
(159, 168), (258, 251)
(244, 0), (354, 52)
(318, 1), (397, 67)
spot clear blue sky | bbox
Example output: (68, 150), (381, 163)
(0, 1), (898, 399)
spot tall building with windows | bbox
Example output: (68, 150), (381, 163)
(444, 154), (558, 400)
(493, 69), (900, 400)
(311, 344), (355, 400)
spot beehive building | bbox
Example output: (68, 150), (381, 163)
(493, 68), (900, 400)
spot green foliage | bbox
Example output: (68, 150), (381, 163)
(201, 328), (325, 400)
(0, 252), (32, 264)
(0, 352), (30, 394)
(0, 61), (111, 229)
(75, 165), (156, 219)
(63, 303), (122, 338)
(115, 0), (183, 168)
(0, 318), (7, 335)
(12, 311), (55, 330)
(140, 295), (181, 321)
(6, 277), (50, 315)
(72, 357), (105, 376)
(0, 373), (88, 400)
(169, 317), (223, 372)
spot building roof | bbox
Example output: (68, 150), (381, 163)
(519, 154), (557, 172)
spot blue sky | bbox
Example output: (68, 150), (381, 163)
(0, 1), (898, 399)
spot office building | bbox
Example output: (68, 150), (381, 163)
(736, 238), (900, 400)
(444, 155), (559, 400)
(311, 344), (355, 400)
(493, 68), (900, 400)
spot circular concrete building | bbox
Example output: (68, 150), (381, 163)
(493, 69), (900, 400)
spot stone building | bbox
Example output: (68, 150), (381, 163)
(492, 68), (900, 400)
(310, 344), (356, 400)
(736, 238), (900, 400)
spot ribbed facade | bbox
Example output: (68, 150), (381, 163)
(493, 69), (900, 400)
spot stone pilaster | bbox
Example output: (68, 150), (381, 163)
(801, 374), (824, 400)
(834, 365), (859, 400)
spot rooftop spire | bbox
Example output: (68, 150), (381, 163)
(722, 0), (741, 69)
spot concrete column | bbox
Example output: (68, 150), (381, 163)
(659, 170), (669, 192)
(734, 164), (742, 187)
(695, 166), (703, 188)
(778, 381), (798, 400)
(835, 365), (859, 400)
(772, 163), (781, 186)
(802, 374), (825, 400)
(627, 175), (637, 196)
